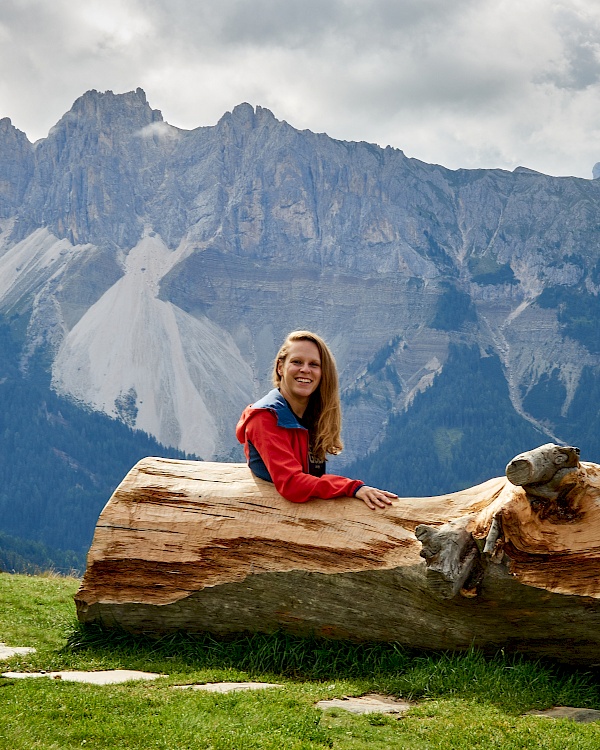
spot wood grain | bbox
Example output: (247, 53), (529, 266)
(75, 449), (600, 665)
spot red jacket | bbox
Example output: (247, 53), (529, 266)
(236, 388), (364, 503)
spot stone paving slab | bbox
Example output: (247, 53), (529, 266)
(0, 643), (36, 660)
(316, 693), (412, 715)
(173, 681), (283, 693)
(1, 670), (163, 685)
(526, 706), (600, 723)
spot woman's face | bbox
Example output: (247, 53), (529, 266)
(277, 340), (322, 408)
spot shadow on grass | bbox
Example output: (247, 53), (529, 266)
(67, 623), (410, 679)
(66, 623), (600, 712)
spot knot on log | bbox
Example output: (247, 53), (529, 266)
(415, 519), (480, 600)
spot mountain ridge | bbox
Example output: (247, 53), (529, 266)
(1, 88), (600, 472)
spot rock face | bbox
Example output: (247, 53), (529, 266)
(0, 118), (34, 219)
(1, 89), (600, 463)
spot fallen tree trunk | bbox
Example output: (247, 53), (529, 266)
(75, 444), (600, 665)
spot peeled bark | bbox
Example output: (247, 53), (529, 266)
(75, 444), (600, 665)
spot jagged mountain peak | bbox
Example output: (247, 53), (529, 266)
(0, 116), (32, 142)
(512, 166), (544, 176)
(11, 89), (171, 248)
(216, 102), (280, 144)
(51, 87), (163, 137)
(3, 88), (600, 468)
(71, 87), (157, 113)
(0, 117), (34, 220)
(230, 101), (257, 121)
(222, 102), (277, 124)
(0, 117), (32, 148)
(1, 117), (19, 134)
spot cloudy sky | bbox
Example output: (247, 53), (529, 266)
(1, 0), (600, 178)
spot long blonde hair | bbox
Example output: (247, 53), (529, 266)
(272, 330), (343, 460)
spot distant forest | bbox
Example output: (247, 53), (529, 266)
(0, 321), (191, 574)
(345, 343), (600, 497)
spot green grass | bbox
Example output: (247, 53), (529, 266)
(1, 572), (600, 749)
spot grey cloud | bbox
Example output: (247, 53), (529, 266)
(144, 0), (524, 115)
(139, 0), (478, 50)
(539, 5), (600, 90)
(562, 41), (600, 88)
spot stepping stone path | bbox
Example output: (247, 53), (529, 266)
(316, 693), (412, 715)
(1, 670), (163, 685)
(174, 682), (283, 693)
(2, 642), (596, 723)
(526, 707), (600, 724)
(0, 643), (36, 659)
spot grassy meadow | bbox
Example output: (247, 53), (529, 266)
(1, 572), (600, 749)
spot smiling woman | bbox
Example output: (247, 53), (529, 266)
(236, 330), (397, 509)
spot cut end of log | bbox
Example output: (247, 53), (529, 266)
(505, 443), (580, 486)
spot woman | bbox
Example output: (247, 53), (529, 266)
(236, 330), (397, 510)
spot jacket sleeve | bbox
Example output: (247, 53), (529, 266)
(244, 410), (363, 503)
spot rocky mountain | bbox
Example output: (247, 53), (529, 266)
(2, 87), (600, 487)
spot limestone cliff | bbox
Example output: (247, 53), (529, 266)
(1, 89), (599, 465)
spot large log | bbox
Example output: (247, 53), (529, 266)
(75, 444), (600, 665)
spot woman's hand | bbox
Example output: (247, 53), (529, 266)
(355, 485), (398, 510)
